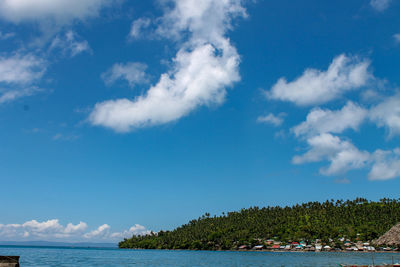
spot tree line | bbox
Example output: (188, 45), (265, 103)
(119, 198), (400, 250)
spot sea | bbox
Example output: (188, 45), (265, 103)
(1, 246), (400, 266)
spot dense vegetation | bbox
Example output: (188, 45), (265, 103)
(119, 198), (400, 250)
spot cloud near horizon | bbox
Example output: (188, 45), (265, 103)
(0, 219), (150, 242)
(89, 0), (245, 132)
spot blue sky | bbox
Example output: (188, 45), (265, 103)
(1, 0), (400, 242)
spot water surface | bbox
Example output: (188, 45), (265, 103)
(1, 246), (400, 266)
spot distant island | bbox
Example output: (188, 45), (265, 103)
(119, 198), (400, 251)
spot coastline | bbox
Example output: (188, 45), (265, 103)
(119, 248), (400, 253)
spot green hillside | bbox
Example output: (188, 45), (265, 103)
(119, 198), (400, 250)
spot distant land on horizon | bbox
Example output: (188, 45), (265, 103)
(0, 241), (117, 248)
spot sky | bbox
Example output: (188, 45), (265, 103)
(0, 0), (400, 243)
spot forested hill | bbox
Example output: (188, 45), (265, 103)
(119, 198), (400, 250)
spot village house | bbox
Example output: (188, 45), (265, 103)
(265, 239), (274, 245)
(271, 244), (281, 250)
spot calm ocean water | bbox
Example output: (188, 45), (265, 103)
(1, 246), (400, 266)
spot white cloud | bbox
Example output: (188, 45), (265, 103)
(0, 53), (47, 104)
(267, 54), (372, 106)
(50, 31), (91, 57)
(293, 101), (368, 137)
(292, 127), (400, 180)
(290, 103), (371, 177)
(83, 224), (110, 239)
(0, 0), (114, 24)
(155, 0), (246, 42)
(0, 219), (150, 242)
(283, 80), (400, 181)
(101, 62), (148, 88)
(257, 113), (285, 126)
(372, 150), (400, 180)
(90, 44), (240, 132)
(0, 53), (46, 85)
(293, 133), (370, 176)
(370, 0), (392, 11)
(83, 223), (150, 240)
(89, 0), (245, 132)
(110, 224), (151, 239)
(130, 18), (151, 39)
(21, 219), (64, 233)
(369, 94), (400, 137)
(64, 222), (88, 234)
(369, 148), (400, 180)
(0, 219), (87, 240)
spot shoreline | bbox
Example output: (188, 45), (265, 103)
(119, 248), (400, 253)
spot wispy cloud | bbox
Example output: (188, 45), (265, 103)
(101, 62), (149, 88)
(257, 113), (286, 126)
(0, 53), (46, 85)
(50, 31), (91, 57)
(130, 18), (151, 39)
(370, 0), (392, 12)
(394, 33), (400, 44)
(0, 87), (43, 104)
(0, 53), (47, 104)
